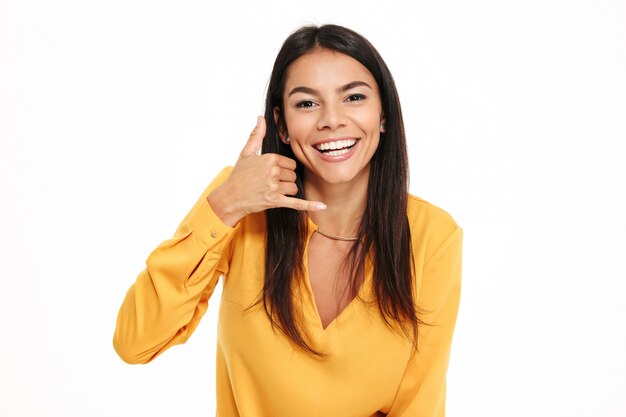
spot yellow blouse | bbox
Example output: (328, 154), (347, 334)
(113, 166), (463, 417)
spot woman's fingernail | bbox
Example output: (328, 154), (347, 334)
(314, 203), (327, 210)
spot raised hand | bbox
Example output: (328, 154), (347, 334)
(207, 116), (327, 227)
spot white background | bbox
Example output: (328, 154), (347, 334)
(1, 0), (625, 416)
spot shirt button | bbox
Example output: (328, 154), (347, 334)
(210, 231), (217, 238)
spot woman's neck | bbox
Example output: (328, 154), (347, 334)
(303, 169), (369, 238)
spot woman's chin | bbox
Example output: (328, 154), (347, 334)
(307, 164), (370, 187)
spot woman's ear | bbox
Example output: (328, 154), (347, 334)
(380, 116), (387, 133)
(273, 107), (289, 144)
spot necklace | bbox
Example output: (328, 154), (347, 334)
(315, 227), (359, 241)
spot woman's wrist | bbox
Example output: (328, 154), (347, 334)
(206, 185), (243, 228)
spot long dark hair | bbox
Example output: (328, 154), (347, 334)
(254, 24), (420, 357)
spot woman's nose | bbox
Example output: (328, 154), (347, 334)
(316, 103), (347, 131)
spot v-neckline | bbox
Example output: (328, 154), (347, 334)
(302, 216), (371, 332)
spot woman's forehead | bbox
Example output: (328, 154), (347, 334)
(283, 48), (378, 93)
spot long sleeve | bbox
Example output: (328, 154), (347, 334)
(387, 226), (463, 417)
(113, 166), (237, 364)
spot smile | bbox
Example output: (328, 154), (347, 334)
(314, 138), (358, 156)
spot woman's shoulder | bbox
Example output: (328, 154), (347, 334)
(407, 193), (462, 263)
(407, 194), (460, 231)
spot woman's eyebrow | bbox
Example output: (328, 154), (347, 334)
(287, 81), (372, 97)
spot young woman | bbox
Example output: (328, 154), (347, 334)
(114, 24), (463, 417)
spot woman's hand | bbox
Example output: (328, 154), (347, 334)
(207, 116), (327, 227)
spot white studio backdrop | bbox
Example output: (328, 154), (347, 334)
(1, 0), (624, 416)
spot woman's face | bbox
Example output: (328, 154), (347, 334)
(277, 48), (385, 186)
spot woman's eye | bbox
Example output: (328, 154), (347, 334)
(346, 94), (366, 102)
(295, 100), (315, 108)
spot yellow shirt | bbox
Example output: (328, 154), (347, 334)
(113, 166), (463, 417)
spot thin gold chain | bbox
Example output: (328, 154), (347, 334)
(315, 227), (359, 241)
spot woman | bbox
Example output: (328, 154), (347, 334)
(114, 24), (463, 417)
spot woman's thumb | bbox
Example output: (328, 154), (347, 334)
(240, 116), (266, 157)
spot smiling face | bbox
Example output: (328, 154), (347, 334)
(276, 48), (385, 187)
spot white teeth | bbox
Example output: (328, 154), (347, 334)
(315, 139), (357, 151)
(325, 148), (351, 157)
